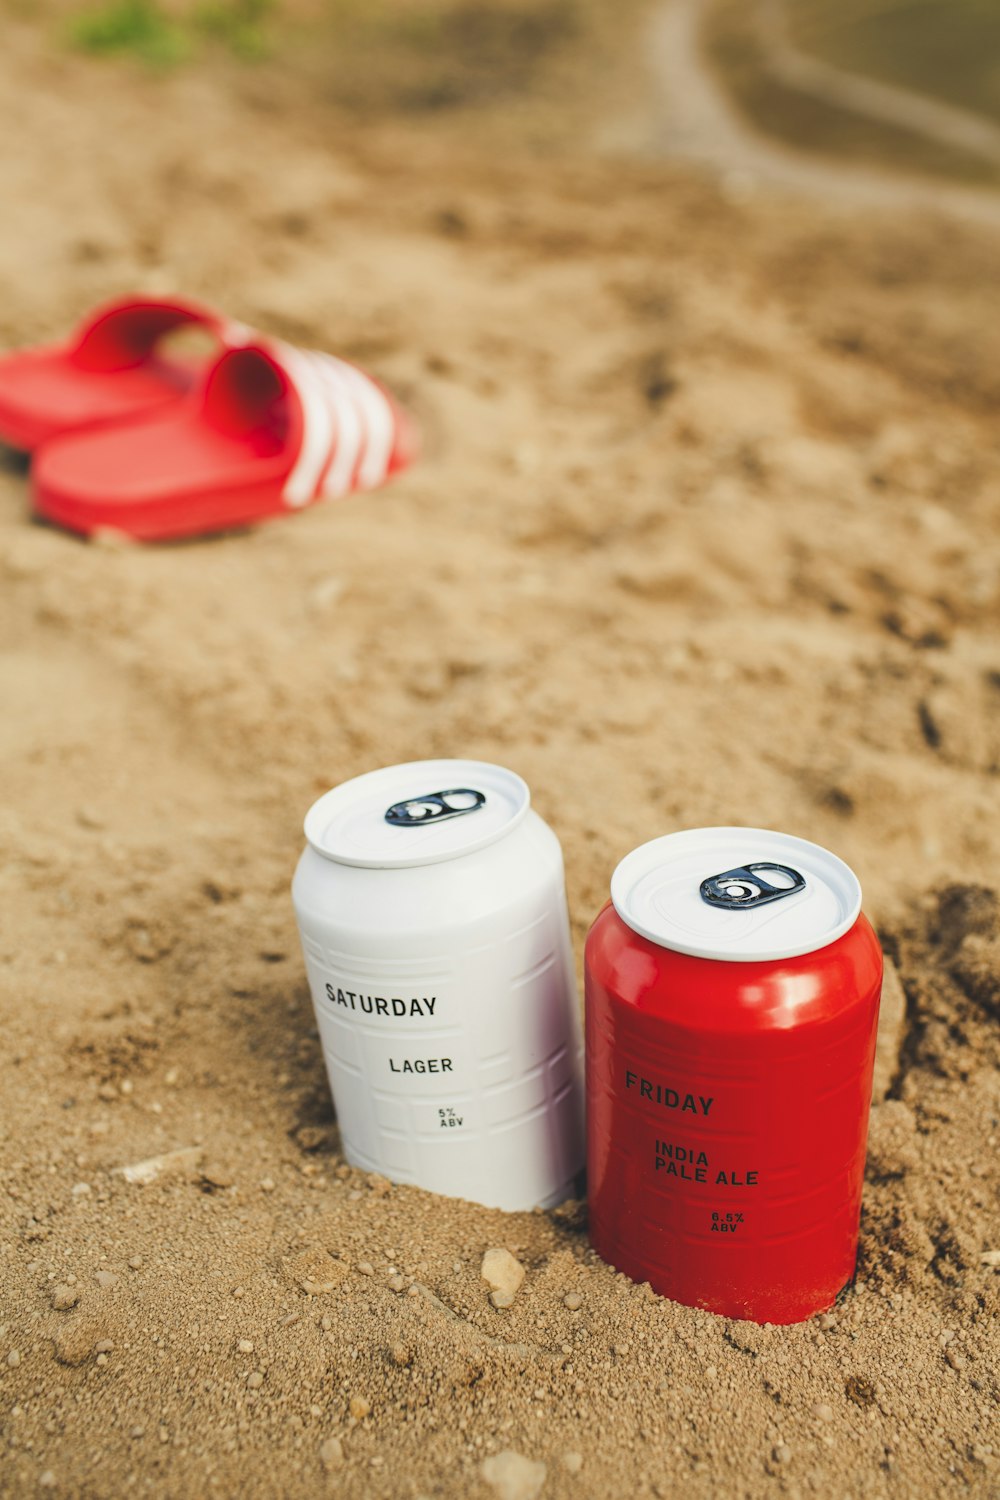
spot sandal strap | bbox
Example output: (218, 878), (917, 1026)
(70, 295), (232, 372)
(276, 344), (399, 509)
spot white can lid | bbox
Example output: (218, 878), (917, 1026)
(610, 827), (862, 962)
(304, 759), (530, 869)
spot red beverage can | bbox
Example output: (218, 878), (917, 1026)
(585, 828), (882, 1325)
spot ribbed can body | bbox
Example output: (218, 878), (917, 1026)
(293, 811), (584, 1211)
(585, 904), (882, 1323)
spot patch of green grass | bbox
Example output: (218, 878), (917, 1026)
(70, 0), (189, 66)
(69, 0), (274, 66)
(194, 0), (273, 59)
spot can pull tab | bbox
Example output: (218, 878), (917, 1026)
(384, 788), (486, 827)
(700, 862), (806, 910)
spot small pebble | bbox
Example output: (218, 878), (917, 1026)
(349, 1395), (371, 1422)
(237, 1339), (254, 1354)
(247, 1371), (264, 1389)
(260, 1178), (275, 1193)
(40, 1473), (56, 1489)
(563, 1292), (583, 1311)
(481, 1248), (526, 1310)
(128, 1256), (143, 1271)
(319, 1437), (344, 1469)
(811, 1402), (834, 1421)
(357, 1262), (374, 1277)
(388, 1275), (406, 1293)
(481, 1450), (547, 1500)
(71, 1183), (91, 1198)
(7, 1351), (21, 1368)
(818, 1313), (836, 1331)
(51, 1284), (80, 1311)
(946, 1348), (967, 1370)
(301, 1278), (341, 1297)
(95, 1340), (114, 1354)
(773, 1444), (792, 1464)
(95, 1271), (119, 1290)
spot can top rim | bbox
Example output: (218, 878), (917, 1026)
(610, 827), (862, 962)
(304, 759), (531, 868)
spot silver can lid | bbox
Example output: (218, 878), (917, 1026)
(610, 827), (862, 962)
(304, 759), (530, 869)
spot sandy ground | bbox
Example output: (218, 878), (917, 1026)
(1, 7), (1000, 1497)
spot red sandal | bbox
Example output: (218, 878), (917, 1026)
(32, 337), (418, 542)
(0, 295), (232, 451)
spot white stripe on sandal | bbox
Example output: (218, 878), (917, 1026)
(277, 344), (397, 509)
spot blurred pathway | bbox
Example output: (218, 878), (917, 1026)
(643, 0), (1000, 225)
(760, 0), (1000, 168)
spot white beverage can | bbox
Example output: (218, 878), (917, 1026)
(291, 759), (584, 1211)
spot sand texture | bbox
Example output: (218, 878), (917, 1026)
(1, 11), (1000, 1498)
